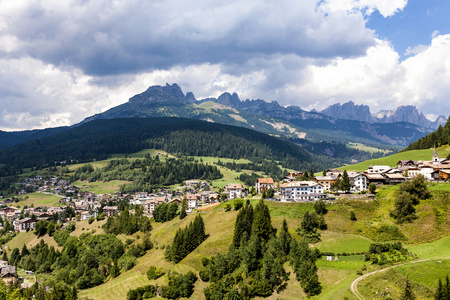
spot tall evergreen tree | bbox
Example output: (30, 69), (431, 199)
(251, 200), (273, 242)
(341, 170), (351, 193)
(290, 238), (321, 296)
(401, 277), (416, 300)
(180, 196), (187, 220)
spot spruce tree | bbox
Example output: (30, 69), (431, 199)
(252, 200), (273, 242)
(341, 170), (351, 193)
(401, 277), (416, 300)
(180, 196), (187, 220)
(279, 219), (291, 257)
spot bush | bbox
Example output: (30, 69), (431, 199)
(118, 256), (136, 271)
(350, 211), (357, 221)
(127, 285), (156, 300)
(88, 217), (95, 224)
(224, 203), (232, 212)
(147, 266), (165, 280)
(234, 199), (244, 211)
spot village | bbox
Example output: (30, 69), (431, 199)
(0, 147), (449, 282)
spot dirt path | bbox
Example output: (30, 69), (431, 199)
(350, 259), (429, 300)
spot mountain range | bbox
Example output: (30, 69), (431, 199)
(320, 101), (446, 129)
(82, 83), (442, 148)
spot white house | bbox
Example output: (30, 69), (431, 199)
(255, 178), (274, 194)
(279, 181), (325, 202)
(347, 172), (368, 192)
(225, 184), (246, 199)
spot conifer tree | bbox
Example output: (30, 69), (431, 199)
(341, 170), (351, 193)
(401, 277), (416, 300)
(279, 219), (291, 257)
(290, 238), (321, 296)
(252, 200), (273, 242)
(180, 196), (187, 220)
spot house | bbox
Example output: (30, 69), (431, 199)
(225, 184), (246, 199)
(419, 164), (435, 180)
(14, 218), (37, 232)
(186, 194), (199, 212)
(439, 169), (450, 180)
(185, 180), (200, 187)
(397, 160), (418, 169)
(326, 169), (342, 177)
(143, 197), (166, 215)
(282, 171), (303, 182)
(103, 206), (118, 217)
(383, 173), (405, 185)
(1, 265), (16, 282)
(255, 178), (275, 194)
(314, 175), (337, 191)
(366, 165), (391, 174)
(199, 191), (219, 203)
(279, 181), (325, 202)
(135, 192), (149, 199)
(364, 173), (386, 185)
(347, 172), (368, 192)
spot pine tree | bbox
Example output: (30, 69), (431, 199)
(279, 219), (291, 257)
(341, 170), (351, 193)
(252, 200), (273, 242)
(180, 196), (187, 220)
(290, 238), (321, 296)
(401, 277), (416, 300)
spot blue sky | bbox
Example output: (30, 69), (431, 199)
(368, 0), (450, 58)
(0, 0), (449, 130)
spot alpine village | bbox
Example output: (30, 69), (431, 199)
(1, 84), (450, 300)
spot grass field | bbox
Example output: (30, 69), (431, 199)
(358, 259), (450, 299)
(72, 180), (130, 194)
(15, 192), (63, 208)
(347, 142), (392, 155)
(340, 146), (450, 172)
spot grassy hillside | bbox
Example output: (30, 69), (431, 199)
(77, 183), (450, 299)
(5, 168), (450, 299)
(339, 145), (450, 172)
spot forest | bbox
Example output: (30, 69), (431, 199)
(0, 117), (336, 173)
(70, 155), (223, 193)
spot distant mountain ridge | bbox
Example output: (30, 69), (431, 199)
(79, 83), (435, 148)
(320, 101), (446, 129)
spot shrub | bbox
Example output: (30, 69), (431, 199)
(147, 266), (165, 280)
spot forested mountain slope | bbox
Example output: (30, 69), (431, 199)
(403, 118), (450, 151)
(0, 117), (335, 172)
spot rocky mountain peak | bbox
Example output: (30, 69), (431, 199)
(215, 92), (242, 108)
(128, 83), (188, 106)
(321, 101), (372, 123)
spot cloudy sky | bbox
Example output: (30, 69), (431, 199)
(1, 0), (449, 130)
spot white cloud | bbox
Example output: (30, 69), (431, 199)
(405, 44), (428, 56)
(320, 0), (408, 17)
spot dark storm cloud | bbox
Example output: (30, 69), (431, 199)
(2, 0), (375, 76)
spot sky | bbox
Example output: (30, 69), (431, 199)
(1, 0), (450, 131)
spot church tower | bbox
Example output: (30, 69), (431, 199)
(433, 144), (440, 164)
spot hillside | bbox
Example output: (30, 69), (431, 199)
(404, 117), (450, 152)
(4, 183), (450, 300)
(0, 117), (336, 173)
(338, 145), (450, 172)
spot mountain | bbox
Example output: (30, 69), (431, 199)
(0, 126), (68, 150)
(0, 84), (436, 153)
(321, 101), (372, 123)
(403, 117), (450, 151)
(321, 101), (447, 130)
(0, 117), (334, 172)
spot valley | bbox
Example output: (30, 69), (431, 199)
(0, 144), (450, 299)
